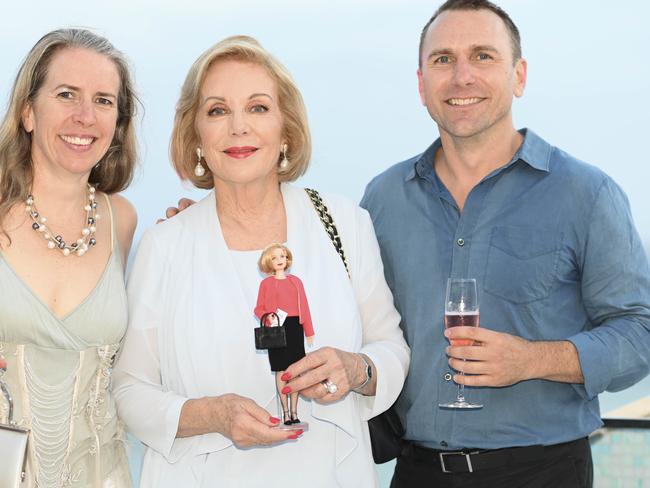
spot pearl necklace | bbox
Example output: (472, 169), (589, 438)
(26, 185), (100, 257)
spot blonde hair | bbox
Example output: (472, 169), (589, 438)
(170, 35), (311, 189)
(0, 28), (139, 236)
(258, 243), (293, 275)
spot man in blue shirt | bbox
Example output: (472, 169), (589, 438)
(360, 1), (650, 486)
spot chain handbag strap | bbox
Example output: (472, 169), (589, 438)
(305, 188), (350, 278)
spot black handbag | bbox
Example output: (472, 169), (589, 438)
(305, 188), (405, 464)
(254, 312), (287, 350)
(368, 404), (404, 464)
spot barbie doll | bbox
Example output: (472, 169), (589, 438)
(254, 244), (314, 425)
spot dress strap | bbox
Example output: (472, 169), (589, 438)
(102, 193), (116, 252)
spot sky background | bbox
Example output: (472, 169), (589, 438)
(2, 0), (648, 246)
(2, 0), (649, 483)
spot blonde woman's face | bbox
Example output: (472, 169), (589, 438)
(270, 247), (287, 273)
(195, 60), (285, 188)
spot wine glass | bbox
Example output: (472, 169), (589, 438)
(439, 278), (483, 409)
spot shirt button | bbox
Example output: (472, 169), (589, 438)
(440, 441), (448, 447)
(457, 238), (465, 247)
(444, 373), (453, 381)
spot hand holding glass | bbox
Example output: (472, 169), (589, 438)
(439, 278), (483, 409)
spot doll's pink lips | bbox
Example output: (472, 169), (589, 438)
(224, 146), (258, 159)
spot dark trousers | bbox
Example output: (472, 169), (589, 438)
(390, 437), (593, 488)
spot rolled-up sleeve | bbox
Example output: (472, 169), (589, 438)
(568, 177), (650, 399)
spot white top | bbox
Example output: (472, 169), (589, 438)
(0, 194), (131, 488)
(112, 184), (410, 487)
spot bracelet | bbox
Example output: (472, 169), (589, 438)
(353, 353), (373, 392)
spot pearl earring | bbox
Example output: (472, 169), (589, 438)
(194, 147), (206, 177)
(279, 144), (289, 170)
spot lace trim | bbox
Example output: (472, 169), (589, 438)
(2, 343), (121, 487)
(87, 344), (120, 487)
(24, 349), (80, 487)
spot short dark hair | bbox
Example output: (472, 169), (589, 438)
(418, 0), (522, 67)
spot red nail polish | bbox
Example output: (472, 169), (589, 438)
(288, 434), (299, 440)
(281, 372), (291, 381)
(295, 429), (304, 435)
(270, 416), (280, 424)
(281, 386), (291, 394)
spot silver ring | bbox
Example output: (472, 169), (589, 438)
(322, 380), (338, 395)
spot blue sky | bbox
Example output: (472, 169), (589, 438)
(2, 0), (649, 247)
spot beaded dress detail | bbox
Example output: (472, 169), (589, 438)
(0, 194), (131, 487)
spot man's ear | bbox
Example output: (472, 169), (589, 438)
(417, 69), (426, 106)
(513, 58), (527, 98)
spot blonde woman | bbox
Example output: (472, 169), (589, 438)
(113, 35), (409, 487)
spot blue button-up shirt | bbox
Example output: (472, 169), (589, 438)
(360, 129), (650, 450)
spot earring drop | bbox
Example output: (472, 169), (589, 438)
(194, 147), (206, 177)
(279, 144), (289, 170)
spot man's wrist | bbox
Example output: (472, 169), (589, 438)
(526, 340), (583, 383)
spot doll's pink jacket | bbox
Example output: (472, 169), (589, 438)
(254, 275), (314, 337)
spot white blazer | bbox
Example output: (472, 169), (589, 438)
(113, 184), (409, 487)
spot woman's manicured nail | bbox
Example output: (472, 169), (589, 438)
(281, 372), (291, 381)
(281, 386), (291, 394)
(270, 416), (280, 424)
(288, 434), (299, 440)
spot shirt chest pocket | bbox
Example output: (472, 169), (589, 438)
(484, 226), (562, 304)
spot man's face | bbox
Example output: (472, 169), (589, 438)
(417, 9), (527, 140)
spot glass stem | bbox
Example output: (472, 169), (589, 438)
(457, 360), (466, 402)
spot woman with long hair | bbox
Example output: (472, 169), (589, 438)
(0, 29), (138, 487)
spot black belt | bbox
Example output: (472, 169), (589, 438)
(402, 437), (588, 474)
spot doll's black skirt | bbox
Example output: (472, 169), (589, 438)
(268, 316), (306, 371)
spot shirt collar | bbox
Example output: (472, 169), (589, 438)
(515, 128), (552, 172)
(406, 128), (552, 182)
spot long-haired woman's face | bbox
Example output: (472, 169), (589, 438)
(22, 47), (120, 177)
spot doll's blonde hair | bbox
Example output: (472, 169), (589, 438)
(258, 243), (293, 274)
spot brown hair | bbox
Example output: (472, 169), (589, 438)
(419, 0), (522, 67)
(0, 28), (139, 236)
(170, 35), (311, 189)
(258, 243), (293, 275)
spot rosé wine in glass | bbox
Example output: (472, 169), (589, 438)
(444, 311), (479, 346)
(439, 278), (482, 409)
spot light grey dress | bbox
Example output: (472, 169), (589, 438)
(0, 195), (131, 487)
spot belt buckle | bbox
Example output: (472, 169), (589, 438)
(438, 450), (478, 473)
